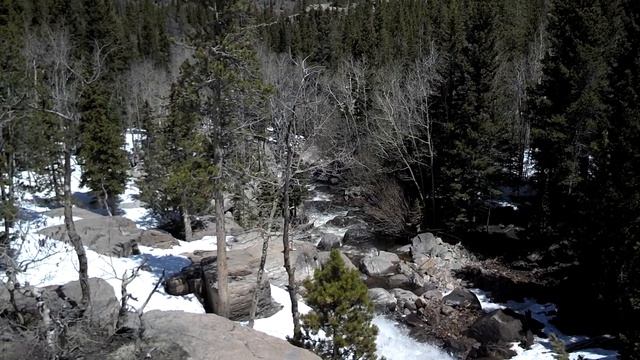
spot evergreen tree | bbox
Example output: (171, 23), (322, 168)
(77, 81), (129, 214)
(301, 250), (379, 360)
(0, 0), (27, 243)
(139, 61), (217, 240)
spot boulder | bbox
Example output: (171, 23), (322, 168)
(385, 273), (414, 290)
(202, 265), (278, 321)
(317, 233), (342, 250)
(368, 288), (396, 313)
(317, 250), (357, 271)
(51, 278), (120, 334)
(467, 309), (524, 345)
(443, 288), (482, 310)
(137, 229), (179, 249)
(360, 251), (399, 277)
(410, 233), (439, 256)
(391, 288), (418, 311)
(142, 310), (321, 360)
(39, 216), (141, 257)
(165, 240), (282, 321)
(342, 227), (376, 246)
(422, 289), (443, 301)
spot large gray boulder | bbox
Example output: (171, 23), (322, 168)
(360, 251), (399, 276)
(467, 309), (524, 345)
(391, 288), (419, 311)
(317, 233), (342, 250)
(201, 257), (280, 320)
(51, 278), (121, 334)
(342, 227), (376, 246)
(410, 232), (450, 258)
(39, 216), (141, 257)
(443, 288), (482, 310)
(142, 310), (321, 360)
(137, 229), (179, 249)
(0, 278), (119, 336)
(165, 248), (280, 321)
(368, 288), (396, 313)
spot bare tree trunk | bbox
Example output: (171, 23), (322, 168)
(0, 178), (9, 246)
(101, 180), (113, 217)
(282, 125), (301, 343)
(183, 207), (192, 242)
(63, 148), (90, 305)
(34, 287), (57, 357)
(215, 148), (229, 318)
(248, 196), (279, 328)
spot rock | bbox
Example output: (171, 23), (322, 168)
(467, 309), (524, 345)
(52, 278), (120, 335)
(342, 227), (376, 246)
(183, 250), (217, 264)
(317, 233), (342, 250)
(385, 273), (414, 290)
(116, 311), (141, 334)
(201, 258), (279, 321)
(440, 305), (455, 316)
(360, 251), (399, 276)
(422, 289), (443, 301)
(317, 250), (357, 271)
(39, 216), (141, 257)
(415, 296), (429, 309)
(142, 310), (320, 360)
(368, 288), (396, 312)
(391, 288), (418, 311)
(164, 275), (192, 296)
(391, 288), (418, 305)
(443, 288), (482, 310)
(292, 246), (322, 282)
(410, 233), (439, 256)
(397, 262), (426, 289)
(166, 243), (281, 320)
(137, 229), (179, 249)
(395, 244), (412, 255)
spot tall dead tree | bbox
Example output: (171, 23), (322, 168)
(253, 51), (348, 341)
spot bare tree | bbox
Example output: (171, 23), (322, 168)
(26, 28), (109, 305)
(253, 51), (349, 341)
(369, 47), (442, 221)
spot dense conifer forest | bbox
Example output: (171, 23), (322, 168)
(1, 0), (638, 359)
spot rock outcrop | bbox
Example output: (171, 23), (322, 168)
(39, 216), (141, 257)
(141, 310), (321, 360)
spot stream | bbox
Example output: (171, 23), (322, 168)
(303, 185), (619, 360)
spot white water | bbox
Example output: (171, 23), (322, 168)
(374, 316), (454, 359)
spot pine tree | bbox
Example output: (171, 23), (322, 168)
(0, 0), (27, 244)
(77, 81), (129, 214)
(139, 61), (217, 240)
(301, 250), (379, 360)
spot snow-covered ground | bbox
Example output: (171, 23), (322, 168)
(472, 289), (618, 360)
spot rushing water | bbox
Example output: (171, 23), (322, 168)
(374, 316), (454, 360)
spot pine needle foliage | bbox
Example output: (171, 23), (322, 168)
(301, 249), (379, 360)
